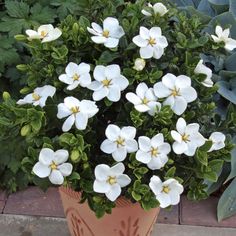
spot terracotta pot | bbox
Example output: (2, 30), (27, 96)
(59, 187), (160, 236)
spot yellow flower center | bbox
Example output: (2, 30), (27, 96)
(102, 30), (110, 38)
(32, 93), (41, 101)
(116, 136), (125, 147)
(50, 161), (58, 170)
(107, 176), (117, 185)
(102, 78), (112, 87)
(72, 73), (80, 81)
(150, 147), (159, 157)
(148, 37), (156, 46)
(70, 106), (80, 114)
(142, 97), (149, 105)
(182, 133), (190, 142)
(171, 87), (181, 97)
(40, 31), (47, 38)
(162, 186), (170, 194)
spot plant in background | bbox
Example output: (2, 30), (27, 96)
(173, 0), (236, 221)
(0, 0), (234, 220)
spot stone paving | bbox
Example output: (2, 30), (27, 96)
(0, 187), (236, 235)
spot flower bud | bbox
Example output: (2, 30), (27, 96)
(133, 58), (146, 71)
(21, 125), (31, 136)
(20, 87), (31, 94)
(72, 23), (79, 34)
(14, 34), (27, 41)
(70, 149), (80, 163)
(16, 64), (28, 71)
(2, 91), (11, 101)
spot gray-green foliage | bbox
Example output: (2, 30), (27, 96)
(174, 0), (236, 222)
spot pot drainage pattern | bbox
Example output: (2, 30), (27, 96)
(66, 207), (95, 236)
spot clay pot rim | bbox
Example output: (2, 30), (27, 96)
(59, 186), (141, 208)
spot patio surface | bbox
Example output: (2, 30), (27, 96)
(0, 187), (236, 235)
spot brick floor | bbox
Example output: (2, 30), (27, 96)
(180, 195), (236, 228)
(1, 187), (236, 228)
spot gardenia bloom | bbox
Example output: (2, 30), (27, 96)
(57, 96), (98, 132)
(100, 124), (138, 162)
(194, 60), (213, 87)
(87, 17), (125, 48)
(88, 65), (129, 102)
(17, 85), (56, 108)
(26, 24), (62, 43)
(33, 148), (73, 185)
(93, 163), (131, 201)
(211, 26), (236, 51)
(136, 134), (171, 170)
(171, 118), (205, 156)
(141, 2), (168, 17)
(126, 82), (161, 116)
(132, 26), (168, 59)
(208, 132), (226, 152)
(133, 58), (146, 71)
(149, 176), (183, 208)
(154, 73), (197, 115)
(59, 62), (91, 90)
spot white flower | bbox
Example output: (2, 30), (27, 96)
(171, 118), (205, 156)
(93, 163), (131, 201)
(17, 85), (56, 108)
(194, 60), (213, 87)
(88, 65), (129, 102)
(208, 132), (226, 152)
(87, 17), (125, 48)
(154, 73), (197, 115)
(142, 2), (168, 17)
(33, 148), (72, 185)
(133, 58), (146, 71)
(132, 26), (168, 59)
(149, 176), (183, 208)
(211, 26), (236, 51)
(136, 134), (171, 170)
(59, 62), (91, 90)
(26, 24), (62, 43)
(100, 124), (138, 162)
(57, 96), (98, 132)
(126, 82), (161, 116)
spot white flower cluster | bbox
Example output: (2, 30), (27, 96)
(23, 4), (230, 208)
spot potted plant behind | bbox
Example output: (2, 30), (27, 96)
(12, 0), (235, 235)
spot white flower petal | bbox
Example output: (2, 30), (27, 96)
(140, 45), (154, 59)
(168, 191), (180, 205)
(173, 141), (188, 154)
(54, 150), (69, 164)
(148, 156), (168, 170)
(87, 81), (103, 91)
(94, 65), (106, 81)
(156, 193), (172, 208)
(93, 87), (109, 101)
(184, 143), (198, 156)
(136, 82), (148, 98)
(57, 103), (72, 119)
(75, 113), (88, 130)
(138, 136), (151, 152)
(95, 164), (110, 181)
(126, 93), (142, 105)
(80, 100), (98, 118)
(49, 170), (64, 185)
(91, 36), (107, 44)
(112, 147), (127, 161)
(141, 9), (152, 16)
(140, 26), (150, 39)
(100, 139), (117, 154)
(136, 150), (152, 164)
(107, 85), (121, 102)
(59, 74), (73, 85)
(215, 25), (223, 37)
(105, 65), (120, 79)
(151, 133), (164, 147)
(33, 162), (51, 178)
(58, 163), (73, 176)
(104, 37), (119, 48)
(62, 115), (75, 132)
(171, 130), (182, 143)
(135, 104), (150, 112)
(42, 28), (62, 43)
(225, 38), (236, 51)
(176, 75), (191, 88)
(125, 139), (138, 153)
(153, 82), (171, 98)
(64, 96), (80, 108)
(91, 22), (103, 33)
(120, 126), (136, 139)
(176, 118), (187, 134)
(149, 176), (162, 195)
(132, 35), (148, 47)
(105, 124), (120, 141)
(65, 62), (80, 77)
(116, 175), (131, 187)
(39, 148), (54, 165)
(105, 184), (121, 201)
(150, 27), (162, 38)
(181, 87), (197, 103)
(78, 62), (90, 74)
(172, 96), (187, 115)
(93, 180), (110, 193)
(67, 81), (80, 90)
(110, 162), (125, 175)
(162, 73), (176, 89)
(112, 75), (129, 91)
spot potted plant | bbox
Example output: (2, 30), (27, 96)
(10, 0), (234, 235)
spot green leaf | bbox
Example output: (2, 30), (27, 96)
(132, 191), (141, 201)
(217, 178), (236, 221)
(196, 150), (208, 166)
(230, 0), (236, 18)
(203, 171), (218, 182)
(165, 167), (176, 178)
(226, 136), (236, 181)
(5, 0), (30, 18)
(217, 80), (236, 104)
